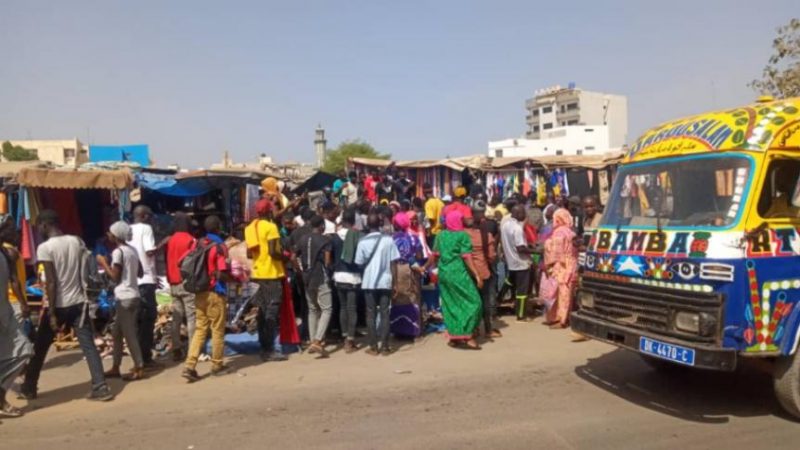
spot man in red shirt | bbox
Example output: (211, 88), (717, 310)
(182, 215), (232, 382)
(164, 212), (196, 361)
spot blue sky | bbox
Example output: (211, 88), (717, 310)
(0, 1), (796, 168)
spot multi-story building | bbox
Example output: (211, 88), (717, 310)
(524, 85), (628, 148)
(489, 85), (628, 158)
(3, 138), (89, 166)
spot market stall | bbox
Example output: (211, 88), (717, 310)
(348, 155), (486, 198)
(484, 152), (623, 205)
(14, 166), (134, 258)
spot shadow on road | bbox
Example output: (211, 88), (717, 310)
(574, 348), (795, 424)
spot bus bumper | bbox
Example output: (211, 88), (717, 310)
(571, 311), (738, 371)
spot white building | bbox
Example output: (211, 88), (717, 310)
(489, 85), (628, 158)
(489, 125), (610, 158)
(3, 138), (88, 166)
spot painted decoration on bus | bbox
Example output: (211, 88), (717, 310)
(624, 98), (800, 162)
(587, 227), (800, 259)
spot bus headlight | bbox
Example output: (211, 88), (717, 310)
(674, 311), (717, 336)
(578, 291), (595, 309)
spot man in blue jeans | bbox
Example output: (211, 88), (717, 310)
(20, 210), (113, 402)
(355, 213), (400, 356)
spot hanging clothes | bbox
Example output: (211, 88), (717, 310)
(598, 170), (610, 205)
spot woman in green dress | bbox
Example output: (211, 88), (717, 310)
(429, 210), (484, 350)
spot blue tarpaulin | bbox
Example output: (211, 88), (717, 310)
(135, 172), (212, 197)
(90, 144), (151, 167)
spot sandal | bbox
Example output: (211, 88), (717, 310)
(104, 368), (122, 379)
(464, 340), (482, 350)
(122, 368), (145, 382)
(0, 402), (24, 418)
(489, 330), (503, 338)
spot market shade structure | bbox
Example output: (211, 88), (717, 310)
(177, 168), (287, 189)
(16, 167), (134, 190)
(348, 155), (485, 171)
(0, 161), (53, 179)
(489, 151), (624, 170)
(292, 171), (339, 194)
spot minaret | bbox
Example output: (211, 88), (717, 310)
(314, 124), (327, 168)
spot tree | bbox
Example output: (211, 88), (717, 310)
(750, 18), (800, 98)
(1, 141), (38, 161)
(322, 139), (390, 174)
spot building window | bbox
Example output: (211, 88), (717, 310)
(567, 102), (578, 110)
(567, 119), (579, 125)
(561, 121), (566, 126)
(64, 149), (76, 158)
(543, 123), (553, 130)
(585, 146), (595, 151)
(584, 128), (594, 132)
(556, 150), (564, 156)
(495, 150), (503, 158)
(560, 105), (566, 113)
(542, 106), (553, 114)
(532, 110), (539, 116)
(576, 150), (583, 155)
(532, 125), (540, 132)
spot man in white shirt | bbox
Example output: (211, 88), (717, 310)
(128, 205), (159, 368)
(500, 205), (535, 321)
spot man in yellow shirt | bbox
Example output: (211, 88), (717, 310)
(423, 183), (445, 238)
(245, 199), (289, 362)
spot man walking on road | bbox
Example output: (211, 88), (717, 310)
(182, 216), (233, 382)
(165, 212), (197, 361)
(128, 205), (159, 368)
(21, 210), (114, 401)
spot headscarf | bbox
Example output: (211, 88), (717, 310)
(454, 186), (467, 198)
(261, 177), (279, 194)
(255, 199), (273, 216)
(552, 208), (576, 240)
(393, 212), (410, 231)
(445, 210), (464, 232)
(552, 208), (572, 229)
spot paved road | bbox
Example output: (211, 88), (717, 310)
(4, 319), (798, 449)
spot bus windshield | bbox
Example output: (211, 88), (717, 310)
(601, 155), (751, 228)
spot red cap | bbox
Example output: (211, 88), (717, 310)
(255, 199), (274, 215)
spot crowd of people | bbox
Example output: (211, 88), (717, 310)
(0, 164), (604, 416)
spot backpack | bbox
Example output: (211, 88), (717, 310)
(179, 239), (220, 294)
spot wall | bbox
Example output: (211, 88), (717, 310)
(4, 139), (87, 166)
(488, 126), (611, 158)
(576, 91), (628, 149)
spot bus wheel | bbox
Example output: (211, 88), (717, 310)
(774, 352), (800, 420)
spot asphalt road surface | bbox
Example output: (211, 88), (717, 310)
(4, 319), (798, 449)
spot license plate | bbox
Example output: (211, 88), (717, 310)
(639, 337), (696, 366)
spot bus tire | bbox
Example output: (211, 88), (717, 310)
(774, 352), (800, 420)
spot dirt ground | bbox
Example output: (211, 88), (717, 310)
(3, 318), (799, 449)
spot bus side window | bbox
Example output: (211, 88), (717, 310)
(757, 160), (800, 220)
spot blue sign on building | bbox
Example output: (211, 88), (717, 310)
(89, 144), (150, 167)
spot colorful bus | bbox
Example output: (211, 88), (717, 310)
(571, 97), (800, 418)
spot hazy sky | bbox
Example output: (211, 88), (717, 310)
(1, 1), (796, 168)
